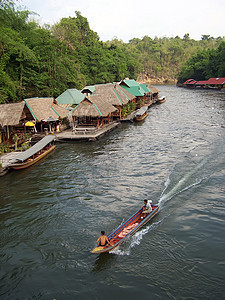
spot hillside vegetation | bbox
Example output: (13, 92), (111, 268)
(177, 41), (225, 83)
(0, 0), (224, 103)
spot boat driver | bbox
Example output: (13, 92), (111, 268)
(142, 199), (153, 218)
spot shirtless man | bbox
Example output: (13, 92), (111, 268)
(96, 231), (112, 247)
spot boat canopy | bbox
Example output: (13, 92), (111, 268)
(11, 135), (55, 163)
(135, 106), (148, 117)
(158, 96), (165, 100)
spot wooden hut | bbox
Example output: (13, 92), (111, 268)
(82, 83), (135, 119)
(24, 98), (68, 121)
(119, 79), (157, 108)
(0, 102), (25, 143)
(147, 84), (160, 102)
(24, 98), (68, 132)
(139, 83), (154, 106)
(70, 96), (118, 131)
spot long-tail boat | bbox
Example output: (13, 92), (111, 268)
(10, 135), (55, 170)
(134, 106), (148, 122)
(91, 204), (159, 254)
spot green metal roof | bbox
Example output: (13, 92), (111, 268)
(56, 89), (85, 105)
(140, 83), (151, 93)
(120, 85), (145, 97)
(121, 79), (139, 88)
(120, 79), (147, 96)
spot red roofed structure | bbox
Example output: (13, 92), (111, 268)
(183, 77), (225, 89)
(183, 79), (197, 85)
(195, 80), (208, 85)
(205, 78), (225, 85)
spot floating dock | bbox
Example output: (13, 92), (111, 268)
(55, 122), (120, 141)
(0, 152), (21, 176)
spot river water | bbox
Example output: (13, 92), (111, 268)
(0, 85), (225, 300)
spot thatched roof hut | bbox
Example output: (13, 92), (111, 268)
(0, 102), (25, 128)
(82, 83), (135, 106)
(24, 98), (68, 121)
(71, 97), (118, 118)
(51, 102), (68, 119)
(147, 84), (160, 94)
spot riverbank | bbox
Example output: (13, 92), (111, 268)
(137, 73), (177, 85)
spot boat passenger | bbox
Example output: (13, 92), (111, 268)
(142, 199), (152, 218)
(96, 231), (112, 247)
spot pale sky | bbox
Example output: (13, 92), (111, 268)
(20, 0), (225, 42)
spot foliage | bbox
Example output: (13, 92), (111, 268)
(121, 102), (136, 117)
(13, 133), (18, 149)
(17, 141), (30, 151)
(0, 142), (12, 154)
(129, 101), (136, 111)
(0, 1), (225, 103)
(0, 5), (140, 103)
(121, 106), (128, 118)
(126, 34), (224, 82)
(177, 41), (225, 82)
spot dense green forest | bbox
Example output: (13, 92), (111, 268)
(0, 0), (225, 103)
(177, 41), (225, 83)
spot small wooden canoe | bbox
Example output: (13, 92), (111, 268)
(91, 205), (159, 254)
(10, 145), (55, 170)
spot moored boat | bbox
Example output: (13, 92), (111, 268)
(91, 204), (159, 254)
(157, 96), (166, 104)
(10, 135), (55, 170)
(134, 106), (148, 122)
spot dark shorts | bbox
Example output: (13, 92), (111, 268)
(99, 242), (107, 247)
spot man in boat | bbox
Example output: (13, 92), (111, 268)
(96, 231), (112, 247)
(142, 200), (152, 218)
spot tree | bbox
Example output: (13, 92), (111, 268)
(1, 2), (224, 103)
(177, 41), (225, 82)
(201, 35), (211, 41)
(183, 33), (190, 41)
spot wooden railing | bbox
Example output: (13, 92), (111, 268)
(72, 127), (98, 135)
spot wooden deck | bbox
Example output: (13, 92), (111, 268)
(55, 122), (120, 141)
(0, 152), (21, 176)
